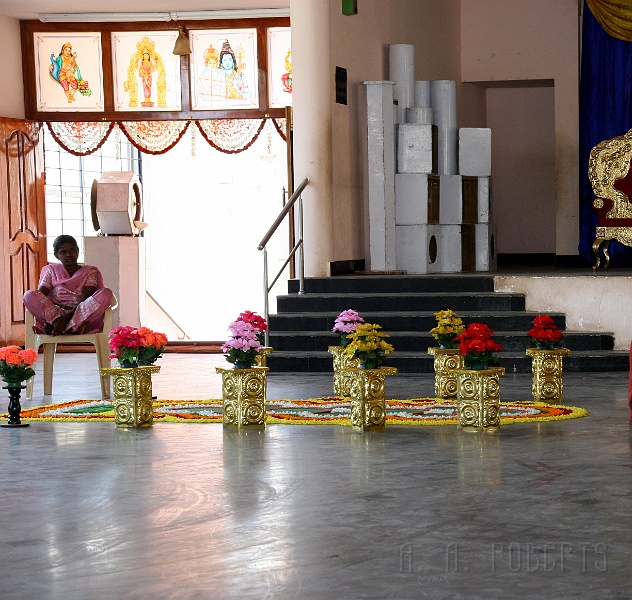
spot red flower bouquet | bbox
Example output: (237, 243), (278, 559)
(0, 345), (38, 387)
(454, 323), (502, 370)
(527, 315), (563, 350)
(109, 326), (168, 368)
(237, 311), (268, 343)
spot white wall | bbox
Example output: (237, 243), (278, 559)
(0, 16), (25, 119)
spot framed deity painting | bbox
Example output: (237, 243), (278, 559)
(34, 32), (104, 112)
(189, 28), (259, 111)
(112, 31), (182, 112)
(267, 27), (292, 109)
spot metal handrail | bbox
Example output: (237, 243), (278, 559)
(146, 290), (190, 340)
(258, 177), (309, 345)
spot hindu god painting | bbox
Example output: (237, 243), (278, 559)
(267, 27), (292, 109)
(112, 31), (182, 112)
(34, 32), (104, 112)
(190, 29), (259, 111)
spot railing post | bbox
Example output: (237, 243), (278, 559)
(297, 195), (305, 295)
(262, 247), (270, 346)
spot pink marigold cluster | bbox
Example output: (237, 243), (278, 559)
(221, 321), (262, 353)
(237, 310), (268, 334)
(528, 314), (563, 349)
(332, 309), (365, 333)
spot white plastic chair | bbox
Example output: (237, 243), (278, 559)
(24, 295), (118, 400)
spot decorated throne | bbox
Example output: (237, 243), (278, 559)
(588, 128), (632, 270)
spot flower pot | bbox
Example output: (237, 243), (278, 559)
(526, 347), (571, 403)
(216, 366), (268, 429)
(1, 385), (29, 428)
(347, 366), (397, 430)
(100, 365), (160, 428)
(233, 361), (254, 370)
(427, 347), (464, 399)
(456, 367), (505, 432)
(328, 346), (361, 397)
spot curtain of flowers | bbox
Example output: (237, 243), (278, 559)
(579, 0), (632, 265)
(47, 118), (287, 157)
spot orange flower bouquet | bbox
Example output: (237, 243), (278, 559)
(108, 326), (168, 368)
(0, 345), (38, 387)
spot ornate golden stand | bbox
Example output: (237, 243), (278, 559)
(348, 367), (398, 430)
(216, 366), (269, 429)
(526, 348), (571, 403)
(456, 367), (505, 432)
(100, 366), (160, 428)
(328, 346), (362, 397)
(427, 347), (464, 399)
(254, 346), (274, 367)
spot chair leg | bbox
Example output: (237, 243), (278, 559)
(26, 376), (35, 401)
(43, 344), (57, 395)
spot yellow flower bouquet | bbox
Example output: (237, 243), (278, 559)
(344, 323), (394, 369)
(430, 309), (465, 349)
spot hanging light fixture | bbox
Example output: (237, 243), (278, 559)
(173, 27), (192, 56)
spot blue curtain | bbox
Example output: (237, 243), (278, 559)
(579, 1), (632, 265)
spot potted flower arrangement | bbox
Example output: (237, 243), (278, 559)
(454, 322), (502, 370)
(108, 326), (168, 368)
(237, 310), (268, 344)
(430, 309), (465, 349)
(344, 322), (394, 369)
(0, 345), (38, 427)
(221, 320), (262, 369)
(527, 314), (563, 350)
(332, 309), (365, 348)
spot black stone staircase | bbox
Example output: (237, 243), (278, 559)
(266, 274), (629, 373)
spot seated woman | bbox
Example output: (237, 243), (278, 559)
(23, 235), (113, 336)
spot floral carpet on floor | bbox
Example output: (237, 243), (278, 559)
(8, 398), (588, 425)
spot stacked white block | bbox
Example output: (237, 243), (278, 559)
(430, 80), (458, 175)
(395, 224), (441, 274)
(395, 174), (429, 225)
(397, 124), (433, 174)
(478, 177), (491, 223)
(459, 128), (492, 176)
(388, 44), (415, 126)
(438, 225), (462, 272)
(438, 175), (463, 225)
(475, 224), (497, 270)
(363, 81), (397, 272)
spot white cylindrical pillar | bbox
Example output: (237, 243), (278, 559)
(430, 79), (458, 175)
(388, 44), (415, 125)
(291, 0), (334, 277)
(414, 80), (431, 108)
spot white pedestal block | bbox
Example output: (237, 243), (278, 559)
(438, 224), (462, 272)
(430, 80), (458, 175)
(414, 81), (431, 108)
(459, 128), (492, 176)
(439, 175), (463, 225)
(363, 81), (397, 271)
(475, 224), (497, 271)
(389, 44), (415, 126)
(395, 224), (440, 274)
(478, 177), (491, 223)
(406, 107), (433, 125)
(397, 124), (433, 174)
(395, 174), (429, 225)
(85, 236), (146, 329)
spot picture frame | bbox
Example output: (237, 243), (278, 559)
(189, 28), (259, 111)
(34, 32), (104, 112)
(267, 27), (292, 109)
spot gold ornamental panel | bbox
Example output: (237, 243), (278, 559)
(328, 346), (362, 397)
(456, 367), (505, 432)
(526, 348), (571, 403)
(254, 347), (274, 368)
(216, 366), (268, 429)
(348, 367), (397, 430)
(428, 347), (464, 399)
(101, 366), (160, 428)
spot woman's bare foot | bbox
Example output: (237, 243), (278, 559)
(51, 313), (72, 336)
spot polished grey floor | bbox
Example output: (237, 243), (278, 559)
(1, 353), (631, 599)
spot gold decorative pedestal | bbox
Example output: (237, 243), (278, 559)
(254, 346), (274, 367)
(216, 366), (269, 429)
(348, 367), (398, 430)
(427, 347), (464, 399)
(100, 366), (160, 428)
(328, 346), (361, 397)
(456, 367), (505, 432)
(526, 348), (571, 403)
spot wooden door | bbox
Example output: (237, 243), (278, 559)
(0, 118), (46, 346)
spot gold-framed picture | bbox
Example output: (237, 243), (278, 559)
(112, 31), (182, 112)
(189, 28), (259, 111)
(34, 32), (104, 112)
